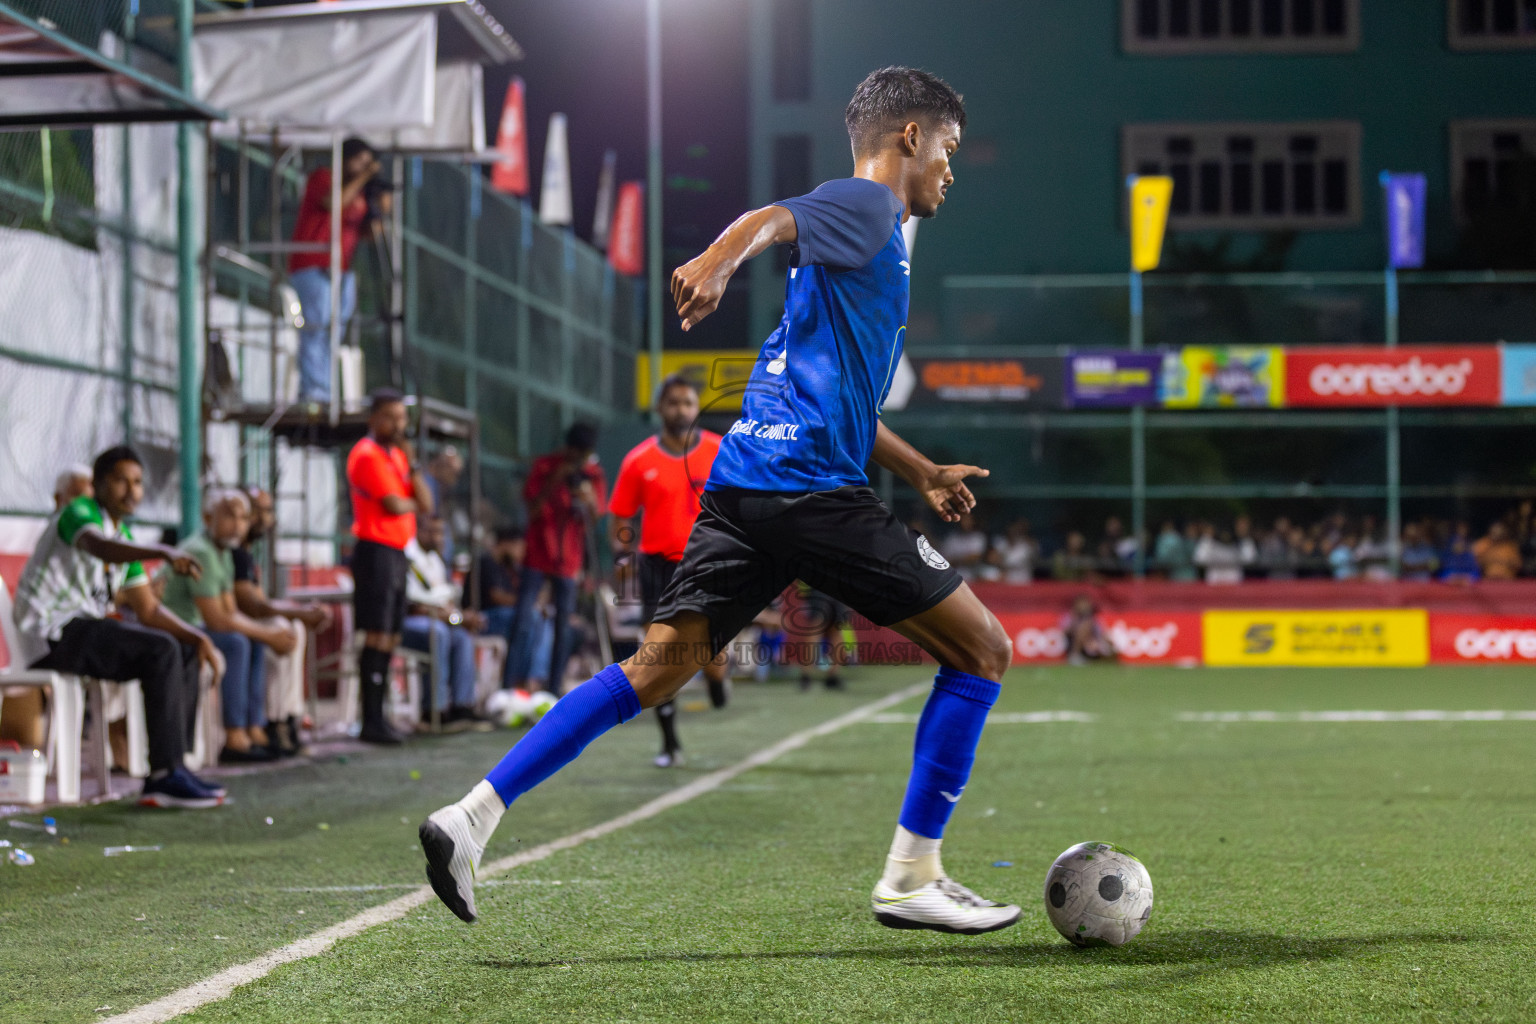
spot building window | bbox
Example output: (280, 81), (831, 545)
(1451, 120), (1536, 222)
(1449, 0), (1536, 49)
(1123, 0), (1358, 52)
(771, 0), (812, 101)
(1123, 121), (1360, 229)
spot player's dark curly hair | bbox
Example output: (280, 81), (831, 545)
(91, 444), (143, 487)
(844, 67), (966, 156)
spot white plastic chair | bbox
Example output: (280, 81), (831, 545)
(0, 584), (86, 803)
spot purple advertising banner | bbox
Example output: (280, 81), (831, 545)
(1381, 172), (1426, 270)
(1066, 351), (1162, 407)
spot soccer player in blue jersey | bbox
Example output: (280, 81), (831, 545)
(421, 67), (1020, 935)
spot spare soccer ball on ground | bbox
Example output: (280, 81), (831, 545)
(1043, 841), (1153, 947)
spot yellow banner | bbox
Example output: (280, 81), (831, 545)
(635, 351), (760, 412)
(1129, 175), (1173, 272)
(1203, 610), (1429, 667)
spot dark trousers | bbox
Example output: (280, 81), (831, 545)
(33, 617), (201, 773)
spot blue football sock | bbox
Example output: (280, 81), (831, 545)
(484, 664), (641, 806)
(898, 666), (1002, 839)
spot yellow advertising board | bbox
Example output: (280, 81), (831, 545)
(1129, 175), (1174, 272)
(1203, 610), (1429, 667)
(1160, 346), (1286, 409)
(635, 350), (760, 412)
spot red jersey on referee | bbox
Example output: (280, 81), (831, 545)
(609, 431), (722, 562)
(347, 436), (415, 550)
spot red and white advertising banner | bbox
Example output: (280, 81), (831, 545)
(1000, 612), (1202, 665)
(1286, 346), (1501, 407)
(608, 181), (644, 277)
(1430, 614), (1536, 663)
(490, 77), (529, 196)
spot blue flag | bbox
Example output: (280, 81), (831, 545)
(1380, 172), (1426, 270)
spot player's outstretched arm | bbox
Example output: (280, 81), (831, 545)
(672, 205), (797, 331)
(872, 421), (989, 524)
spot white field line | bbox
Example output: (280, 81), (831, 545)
(866, 711), (1097, 724)
(1177, 710), (1536, 723)
(102, 681), (929, 1024)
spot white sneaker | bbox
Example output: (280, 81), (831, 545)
(419, 803), (486, 923)
(654, 750), (684, 768)
(872, 876), (1022, 935)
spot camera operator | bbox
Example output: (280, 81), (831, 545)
(289, 136), (380, 404)
(505, 424), (605, 693)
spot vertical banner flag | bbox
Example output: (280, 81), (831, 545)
(1129, 175), (1174, 272)
(539, 113), (572, 226)
(608, 181), (644, 276)
(489, 77), (528, 196)
(592, 149), (617, 250)
(1380, 172), (1427, 269)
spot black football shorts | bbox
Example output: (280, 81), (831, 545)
(651, 485), (962, 655)
(351, 539), (410, 634)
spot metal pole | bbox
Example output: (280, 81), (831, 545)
(1129, 269), (1146, 577)
(176, 0), (200, 537)
(646, 0), (663, 424)
(1385, 264), (1401, 575)
(328, 133), (343, 426)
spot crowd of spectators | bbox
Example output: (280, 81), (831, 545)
(930, 505), (1536, 584)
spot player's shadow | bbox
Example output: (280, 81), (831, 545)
(478, 929), (1479, 981)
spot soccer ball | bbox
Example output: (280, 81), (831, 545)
(527, 690), (558, 722)
(484, 689), (534, 728)
(1043, 841), (1153, 947)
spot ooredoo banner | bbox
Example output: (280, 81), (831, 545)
(1286, 347), (1500, 407)
(1430, 615), (1536, 664)
(1000, 611), (1201, 665)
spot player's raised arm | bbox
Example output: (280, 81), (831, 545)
(671, 205), (797, 331)
(872, 420), (989, 523)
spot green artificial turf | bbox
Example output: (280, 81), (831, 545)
(7, 666), (1536, 1023)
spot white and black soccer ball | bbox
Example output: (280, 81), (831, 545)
(1043, 841), (1153, 947)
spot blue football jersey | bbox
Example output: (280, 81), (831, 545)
(708, 178), (909, 493)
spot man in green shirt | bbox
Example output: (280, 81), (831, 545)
(13, 446), (228, 808)
(162, 489), (298, 764)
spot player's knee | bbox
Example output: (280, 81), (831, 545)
(956, 614), (1013, 682)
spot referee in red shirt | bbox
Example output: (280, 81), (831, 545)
(346, 389), (433, 743)
(609, 375), (727, 767)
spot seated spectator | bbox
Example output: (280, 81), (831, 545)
(470, 526), (524, 645)
(938, 512), (989, 580)
(1194, 526), (1251, 584)
(161, 489), (300, 764)
(1062, 596), (1116, 665)
(1355, 516), (1394, 581)
(988, 518), (1037, 584)
(233, 486), (333, 758)
(1051, 531), (1095, 583)
(1473, 521), (1521, 581)
(404, 515), (491, 730)
(53, 464), (92, 510)
(424, 446), (465, 565)
(12, 445), (226, 807)
(1328, 534), (1360, 580)
(1399, 523), (1439, 582)
(1439, 530), (1481, 584)
(1096, 516), (1130, 577)
(1153, 521), (1196, 582)
(1258, 517), (1298, 580)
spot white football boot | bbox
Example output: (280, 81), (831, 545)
(872, 876), (1023, 935)
(419, 803), (486, 923)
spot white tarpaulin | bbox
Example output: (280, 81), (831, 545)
(192, 9), (436, 133)
(392, 60), (484, 155)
